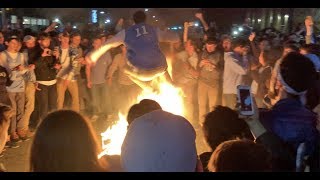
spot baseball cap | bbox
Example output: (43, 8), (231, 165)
(121, 109), (197, 172)
(23, 35), (36, 42)
(6, 35), (20, 42)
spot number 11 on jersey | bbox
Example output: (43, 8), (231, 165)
(136, 26), (148, 37)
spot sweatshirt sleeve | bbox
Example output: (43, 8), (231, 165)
(225, 53), (248, 75)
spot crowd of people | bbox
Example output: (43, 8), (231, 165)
(0, 10), (320, 172)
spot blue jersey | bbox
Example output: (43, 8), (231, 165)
(124, 23), (167, 70)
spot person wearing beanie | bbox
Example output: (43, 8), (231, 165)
(121, 109), (201, 172)
(259, 53), (319, 169)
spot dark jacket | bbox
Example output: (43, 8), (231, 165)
(25, 44), (42, 65)
(33, 49), (58, 81)
(255, 131), (296, 171)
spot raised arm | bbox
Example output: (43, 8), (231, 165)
(305, 16), (315, 44)
(183, 22), (190, 43)
(89, 30), (125, 63)
(248, 32), (260, 59)
(115, 18), (124, 33)
(195, 12), (209, 31)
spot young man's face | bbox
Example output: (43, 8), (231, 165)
(39, 38), (51, 48)
(25, 40), (36, 49)
(6, 39), (19, 52)
(60, 36), (70, 45)
(92, 39), (102, 49)
(81, 38), (89, 47)
(71, 35), (81, 47)
(205, 43), (217, 53)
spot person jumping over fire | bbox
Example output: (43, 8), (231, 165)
(88, 10), (180, 92)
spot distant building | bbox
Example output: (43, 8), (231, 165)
(245, 8), (320, 33)
(0, 8), (50, 31)
(1, 8), (90, 32)
(245, 8), (293, 33)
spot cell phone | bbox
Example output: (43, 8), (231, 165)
(237, 85), (254, 116)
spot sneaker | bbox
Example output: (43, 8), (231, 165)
(19, 136), (31, 141)
(7, 141), (20, 148)
(11, 138), (22, 143)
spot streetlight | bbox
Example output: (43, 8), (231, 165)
(155, 19), (158, 22)
(105, 19), (111, 24)
(145, 8), (148, 12)
(284, 14), (289, 18)
(238, 27), (243, 31)
(153, 15), (155, 18)
(257, 19), (261, 23)
(73, 25), (77, 29)
(194, 23), (199, 27)
(54, 18), (59, 22)
(100, 11), (105, 14)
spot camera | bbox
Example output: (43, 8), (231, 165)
(46, 49), (53, 55)
(45, 46), (59, 56)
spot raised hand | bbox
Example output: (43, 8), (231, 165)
(249, 32), (256, 42)
(195, 12), (203, 20)
(305, 16), (314, 28)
